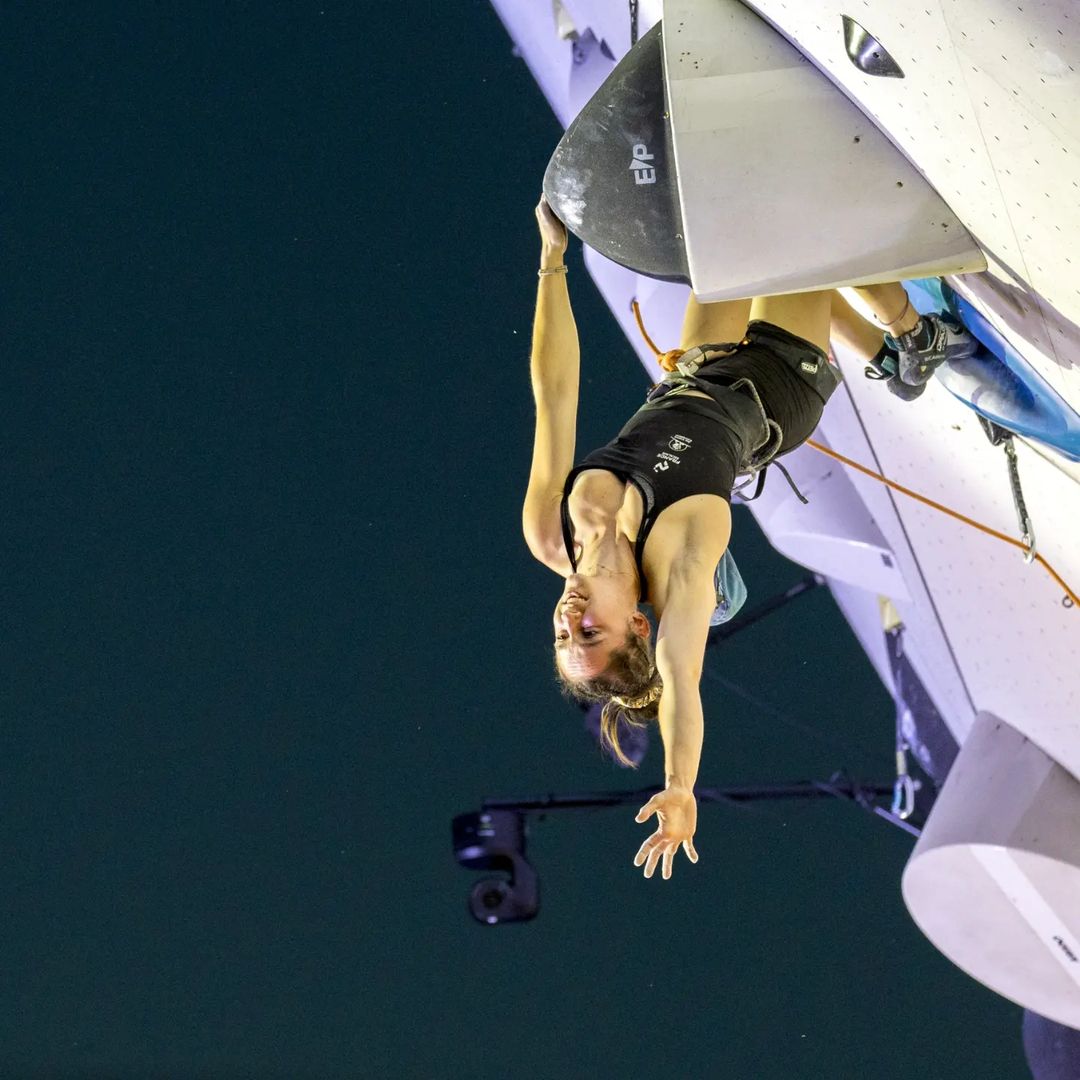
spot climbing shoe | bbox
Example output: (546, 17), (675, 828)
(886, 312), (978, 386)
(864, 342), (926, 401)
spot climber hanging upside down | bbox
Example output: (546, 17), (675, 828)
(522, 195), (976, 881)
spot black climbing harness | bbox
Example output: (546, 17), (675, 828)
(647, 341), (820, 505)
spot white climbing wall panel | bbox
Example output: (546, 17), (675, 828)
(814, 343), (1080, 779)
(661, 0), (986, 299)
(733, 0), (1080, 777)
(744, 0), (1080, 408)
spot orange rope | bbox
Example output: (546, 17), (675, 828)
(806, 439), (1078, 607)
(631, 299), (686, 372)
(629, 296), (1078, 608)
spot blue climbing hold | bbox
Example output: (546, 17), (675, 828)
(905, 278), (1080, 462)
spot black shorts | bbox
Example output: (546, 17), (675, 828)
(693, 320), (840, 454)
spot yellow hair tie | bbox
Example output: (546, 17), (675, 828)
(611, 684), (662, 710)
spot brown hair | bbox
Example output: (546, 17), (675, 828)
(554, 632), (662, 768)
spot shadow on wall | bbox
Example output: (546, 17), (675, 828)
(1023, 1008), (1080, 1080)
(958, 243), (1080, 372)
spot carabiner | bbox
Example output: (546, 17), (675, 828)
(891, 774), (915, 820)
(891, 744), (916, 820)
(1021, 530), (1037, 565)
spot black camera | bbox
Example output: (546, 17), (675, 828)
(452, 809), (538, 925)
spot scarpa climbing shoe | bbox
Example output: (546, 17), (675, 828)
(886, 312), (978, 386)
(864, 341), (926, 401)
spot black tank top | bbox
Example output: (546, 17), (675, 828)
(560, 394), (756, 602)
(560, 321), (835, 602)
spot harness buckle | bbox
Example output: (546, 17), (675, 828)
(674, 345), (705, 378)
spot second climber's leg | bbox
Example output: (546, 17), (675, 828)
(830, 289), (925, 401)
(749, 290), (833, 354)
(846, 282), (919, 337)
(830, 290), (892, 361)
(678, 294), (753, 352)
(848, 282), (977, 386)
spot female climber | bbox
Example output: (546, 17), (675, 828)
(523, 195), (974, 882)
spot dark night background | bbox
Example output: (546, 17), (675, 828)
(2, 3), (1032, 1077)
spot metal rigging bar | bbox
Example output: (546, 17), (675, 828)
(480, 774), (916, 835)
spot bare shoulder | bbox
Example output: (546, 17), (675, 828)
(642, 494), (731, 609)
(523, 489), (574, 577)
(531, 539), (574, 577)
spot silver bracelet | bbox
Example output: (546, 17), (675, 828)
(537, 265), (568, 276)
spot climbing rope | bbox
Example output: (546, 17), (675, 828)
(631, 299), (685, 372)
(630, 298), (1079, 608)
(806, 438), (1077, 607)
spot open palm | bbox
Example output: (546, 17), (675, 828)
(633, 785), (699, 880)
